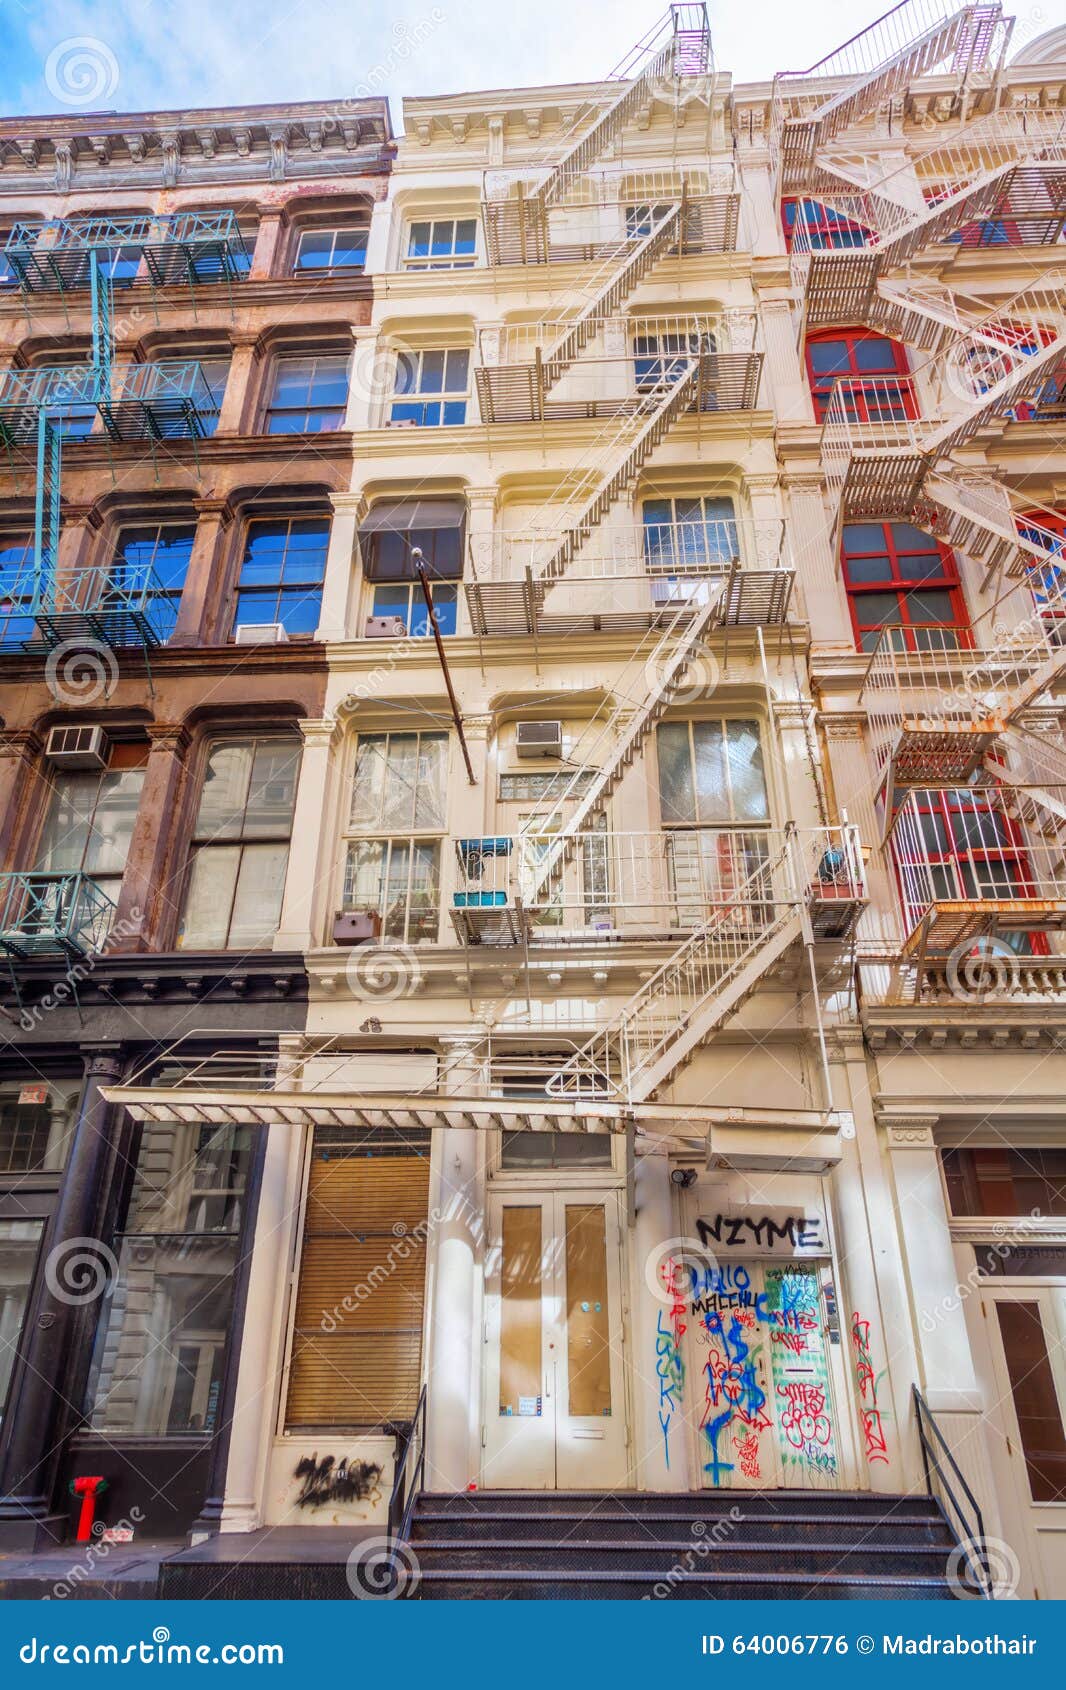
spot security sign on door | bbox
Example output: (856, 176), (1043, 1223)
(483, 1192), (628, 1489)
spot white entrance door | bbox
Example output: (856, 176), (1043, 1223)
(980, 1284), (1066, 1597)
(686, 1259), (845, 1490)
(482, 1189), (629, 1489)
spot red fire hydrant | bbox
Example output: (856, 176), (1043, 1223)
(70, 1476), (108, 1543)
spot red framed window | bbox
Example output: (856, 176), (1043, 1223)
(781, 198), (869, 252)
(1018, 507), (1066, 636)
(902, 788), (1049, 956)
(924, 182), (1023, 248)
(805, 329), (915, 423)
(841, 521), (969, 653)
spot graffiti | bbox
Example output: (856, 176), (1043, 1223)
(655, 1256), (686, 1469)
(733, 1428), (761, 1479)
(695, 1211), (826, 1255)
(765, 1268), (839, 1482)
(293, 1455), (383, 1509)
(851, 1312), (891, 1465)
(702, 1300), (772, 1485)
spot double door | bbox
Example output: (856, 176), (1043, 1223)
(482, 1189), (628, 1489)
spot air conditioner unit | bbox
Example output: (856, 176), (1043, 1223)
(365, 616), (409, 639)
(515, 720), (562, 759)
(234, 623), (289, 646)
(386, 418), (420, 429)
(44, 724), (109, 770)
(333, 909), (383, 945)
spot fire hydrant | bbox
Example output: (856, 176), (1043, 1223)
(70, 1475), (108, 1543)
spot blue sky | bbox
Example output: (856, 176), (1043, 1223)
(0, 1), (946, 123)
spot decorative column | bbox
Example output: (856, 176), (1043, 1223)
(109, 725), (190, 951)
(463, 488), (498, 637)
(170, 497), (234, 647)
(315, 494), (360, 642)
(770, 700), (826, 831)
(756, 289), (811, 422)
(363, 197), (392, 274)
(0, 1049), (125, 1549)
(249, 210), (284, 280)
(426, 1036), (486, 1493)
(632, 1151), (690, 1491)
(216, 332), (259, 435)
(218, 1097), (307, 1532)
(825, 1029), (912, 1492)
(272, 718), (341, 953)
(882, 1113), (1001, 1528)
(783, 471), (854, 648)
(0, 731), (41, 868)
(819, 712), (897, 948)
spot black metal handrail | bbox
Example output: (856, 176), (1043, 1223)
(385, 1384), (427, 1593)
(912, 1384), (992, 1597)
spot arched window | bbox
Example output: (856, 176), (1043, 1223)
(840, 520), (968, 653)
(781, 199), (868, 252)
(805, 329), (913, 423)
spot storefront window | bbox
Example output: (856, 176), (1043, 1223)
(84, 1119), (252, 1438)
(0, 1220), (44, 1428)
(0, 1087), (77, 1174)
(942, 1147), (1066, 1219)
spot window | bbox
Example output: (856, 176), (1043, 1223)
(897, 789), (1049, 954)
(0, 1221), (44, 1429)
(285, 1127), (431, 1428)
(625, 203), (672, 240)
(84, 1115), (252, 1438)
(33, 744), (147, 906)
(233, 515), (329, 636)
(265, 353), (349, 433)
(781, 198), (869, 251)
(295, 224), (369, 274)
(805, 330), (914, 423)
(632, 326), (712, 391)
(924, 183), (1024, 249)
(185, 354), (229, 436)
(110, 524), (195, 641)
(370, 580), (458, 637)
(840, 521), (968, 652)
(65, 219), (143, 288)
(994, 1302), (1066, 1502)
(0, 1087), (76, 1176)
(390, 349), (469, 427)
(642, 496), (738, 601)
(404, 217), (477, 269)
(343, 732), (447, 942)
(178, 736), (300, 950)
(1019, 509), (1066, 632)
(943, 1147), (1066, 1219)
(41, 363), (98, 440)
(0, 534), (34, 648)
(657, 719), (768, 826)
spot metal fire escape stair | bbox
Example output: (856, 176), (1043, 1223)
(773, 3), (1004, 194)
(546, 841), (805, 1102)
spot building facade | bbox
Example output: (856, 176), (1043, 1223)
(2, 2), (1066, 1599)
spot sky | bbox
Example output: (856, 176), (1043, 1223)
(2, 0), (1048, 126)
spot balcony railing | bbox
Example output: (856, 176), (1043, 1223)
(465, 518), (794, 635)
(0, 359), (218, 445)
(4, 211), (248, 291)
(887, 785), (1066, 954)
(448, 825), (866, 945)
(0, 872), (117, 958)
(860, 624), (1065, 786)
(481, 168), (740, 265)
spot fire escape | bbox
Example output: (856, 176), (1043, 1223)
(0, 219), (240, 965)
(775, 1), (1066, 971)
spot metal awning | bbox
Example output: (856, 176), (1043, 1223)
(101, 1084), (848, 1150)
(358, 498), (465, 535)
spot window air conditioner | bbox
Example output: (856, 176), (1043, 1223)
(234, 623), (289, 646)
(43, 724), (109, 771)
(365, 616), (409, 639)
(333, 910), (383, 945)
(386, 418), (420, 429)
(515, 720), (563, 759)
